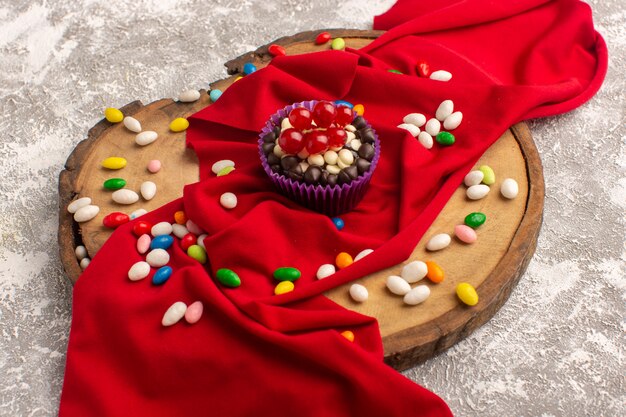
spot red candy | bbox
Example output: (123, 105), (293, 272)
(312, 101), (337, 128)
(327, 127), (348, 148)
(279, 128), (305, 154)
(334, 105), (354, 127)
(305, 130), (329, 155)
(416, 60), (431, 77)
(103, 212), (130, 229)
(133, 220), (152, 236)
(268, 44), (286, 57)
(180, 233), (198, 251)
(288, 107), (313, 130)
(315, 32), (331, 45)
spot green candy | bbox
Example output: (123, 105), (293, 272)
(435, 131), (455, 146)
(331, 38), (345, 51)
(273, 267), (301, 282)
(479, 165), (496, 185)
(464, 212), (487, 228)
(388, 69), (403, 74)
(187, 245), (207, 264)
(103, 178), (126, 190)
(217, 166), (235, 177)
(216, 268), (241, 288)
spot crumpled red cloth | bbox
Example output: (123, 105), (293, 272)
(59, 1), (606, 416)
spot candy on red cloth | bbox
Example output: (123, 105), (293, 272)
(59, 1), (606, 416)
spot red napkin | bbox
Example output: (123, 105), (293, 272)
(59, 1), (606, 415)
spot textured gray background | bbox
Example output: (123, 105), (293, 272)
(0, 0), (624, 416)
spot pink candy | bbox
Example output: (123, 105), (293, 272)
(454, 224), (477, 244)
(137, 234), (151, 254)
(185, 301), (203, 324)
(147, 159), (161, 173)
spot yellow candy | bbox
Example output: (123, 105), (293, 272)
(274, 280), (294, 295)
(234, 76), (243, 82)
(340, 330), (355, 342)
(217, 166), (235, 177)
(104, 108), (124, 123)
(101, 157), (127, 170)
(456, 282), (479, 306)
(479, 165), (496, 185)
(170, 117), (189, 132)
(353, 104), (365, 116)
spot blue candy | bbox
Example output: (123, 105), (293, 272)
(152, 266), (173, 285)
(243, 62), (257, 75)
(334, 100), (354, 109)
(331, 217), (345, 231)
(150, 235), (174, 250)
(209, 89), (222, 102)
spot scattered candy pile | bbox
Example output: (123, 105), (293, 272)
(398, 99), (462, 150)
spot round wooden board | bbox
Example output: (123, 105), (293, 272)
(58, 30), (544, 371)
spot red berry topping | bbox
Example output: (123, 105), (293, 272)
(103, 212), (130, 229)
(315, 32), (331, 45)
(416, 60), (431, 77)
(278, 128), (305, 154)
(305, 130), (329, 155)
(288, 107), (313, 130)
(133, 220), (152, 236)
(334, 105), (354, 127)
(268, 44), (286, 57)
(327, 127), (348, 148)
(312, 101), (337, 128)
(180, 233), (198, 252)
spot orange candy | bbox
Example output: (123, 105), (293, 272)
(335, 252), (354, 269)
(353, 104), (365, 116)
(425, 261), (444, 283)
(174, 211), (187, 225)
(340, 330), (355, 342)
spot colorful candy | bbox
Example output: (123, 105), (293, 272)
(101, 157), (127, 170)
(273, 267), (301, 282)
(153, 266), (173, 285)
(268, 44), (286, 57)
(479, 165), (496, 185)
(436, 131), (455, 146)
(216, 268), (241, 287)
(169, 117), (189, 132)
(274, 280), (295, 295)
(147, 160), (161, 173)
(501, 178), (519, 199)
(331, 38), (345, 50)
(425, 261), (444, 283)
(464, 212), (486, 228)
(128, 261), (150, 281)
(187, 245), (207, 264)
(185, 301), (204, 324)
(315, 32), (331, 45)
(217, 166), (235, 176)
(150, 235), (174, 250)
(180, 233), (197, 251)
(243, 62), (257, 75)
(454, 225), (477, 244)
(173, 211), (187, 225)
(349, 283), (368, 303)
(104, 107), (123, 123)
(403, 285), (430, 305)
(415, 60), (431, 77)
(456, 283), (479, 306)
(103, 212), (130, 228)
(340, 330), (355, 342)
(133, 220), (152, 236)
(353, 104), (365, 116)
(212, 160), (235, 175)
(103, 178), (126, 190)
(335, 252), (353, 269)
(136, 234), (151, 254)
(209, 89), (222, 102)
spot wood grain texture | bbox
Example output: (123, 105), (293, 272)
(58, 30), (544, 370)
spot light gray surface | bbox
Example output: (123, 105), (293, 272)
(0, 0), (623, 416)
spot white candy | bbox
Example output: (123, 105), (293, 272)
(67, 197), (91, 214)
(140, 181), (157, 201)
(186, 219), (203, 235)
(349, 284), (368, 303)
(162, 301), (187, 327)
(501, 178), (519, 199)
(417, 132), (433, 149)
(151, 221), (173, 237)
(401, 260), (428, 283)
(346, 131), (356, 141)
(273, 145), (285, 157)
(443, 111), (463, 130)
(435, 100), (454, 121)
(467, 184), (491, 200)
(79, 258), (91, 270)
(74, 205), (99, 222)
(135, 131), (158, 146)
(307, 154), (324, 167)
(403, 285), (431, 305)
(130, 208), (147, 219)
(354, 249), (373, 262)
(430, 70), (452, 82)
(178, 89), (201, 103)
(464, 170), (484, 187)
(386, 275), (411, 296)
(197, 234), (208, 250)
(425, 118), (441, 136)
(123, 116), (142, 133)
(316, 264), (336, 280)
(426, 233), (451, 251)
(146, 248), (170, 267)
(338, 149), (354, 165)
(326, 165), (341, 175)
(349, 139), (362, 151)
(298, 162), (309, 172)
(403, 113), (426, 127)
(172, 224), (189, 239)
(220, 192), (237, 209)
(345, 124), (356, 132)
(128, 261), (150, 281)
(75, 245), (88, 261)
(337, 159), (350, 170)
(112, 189), (139, 205)
(211, 159), (235, 175)
(397, 123), (420, 137)
(281, 118), (293, 131)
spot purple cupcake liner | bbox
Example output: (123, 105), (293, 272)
(258, 100), (381, 216)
